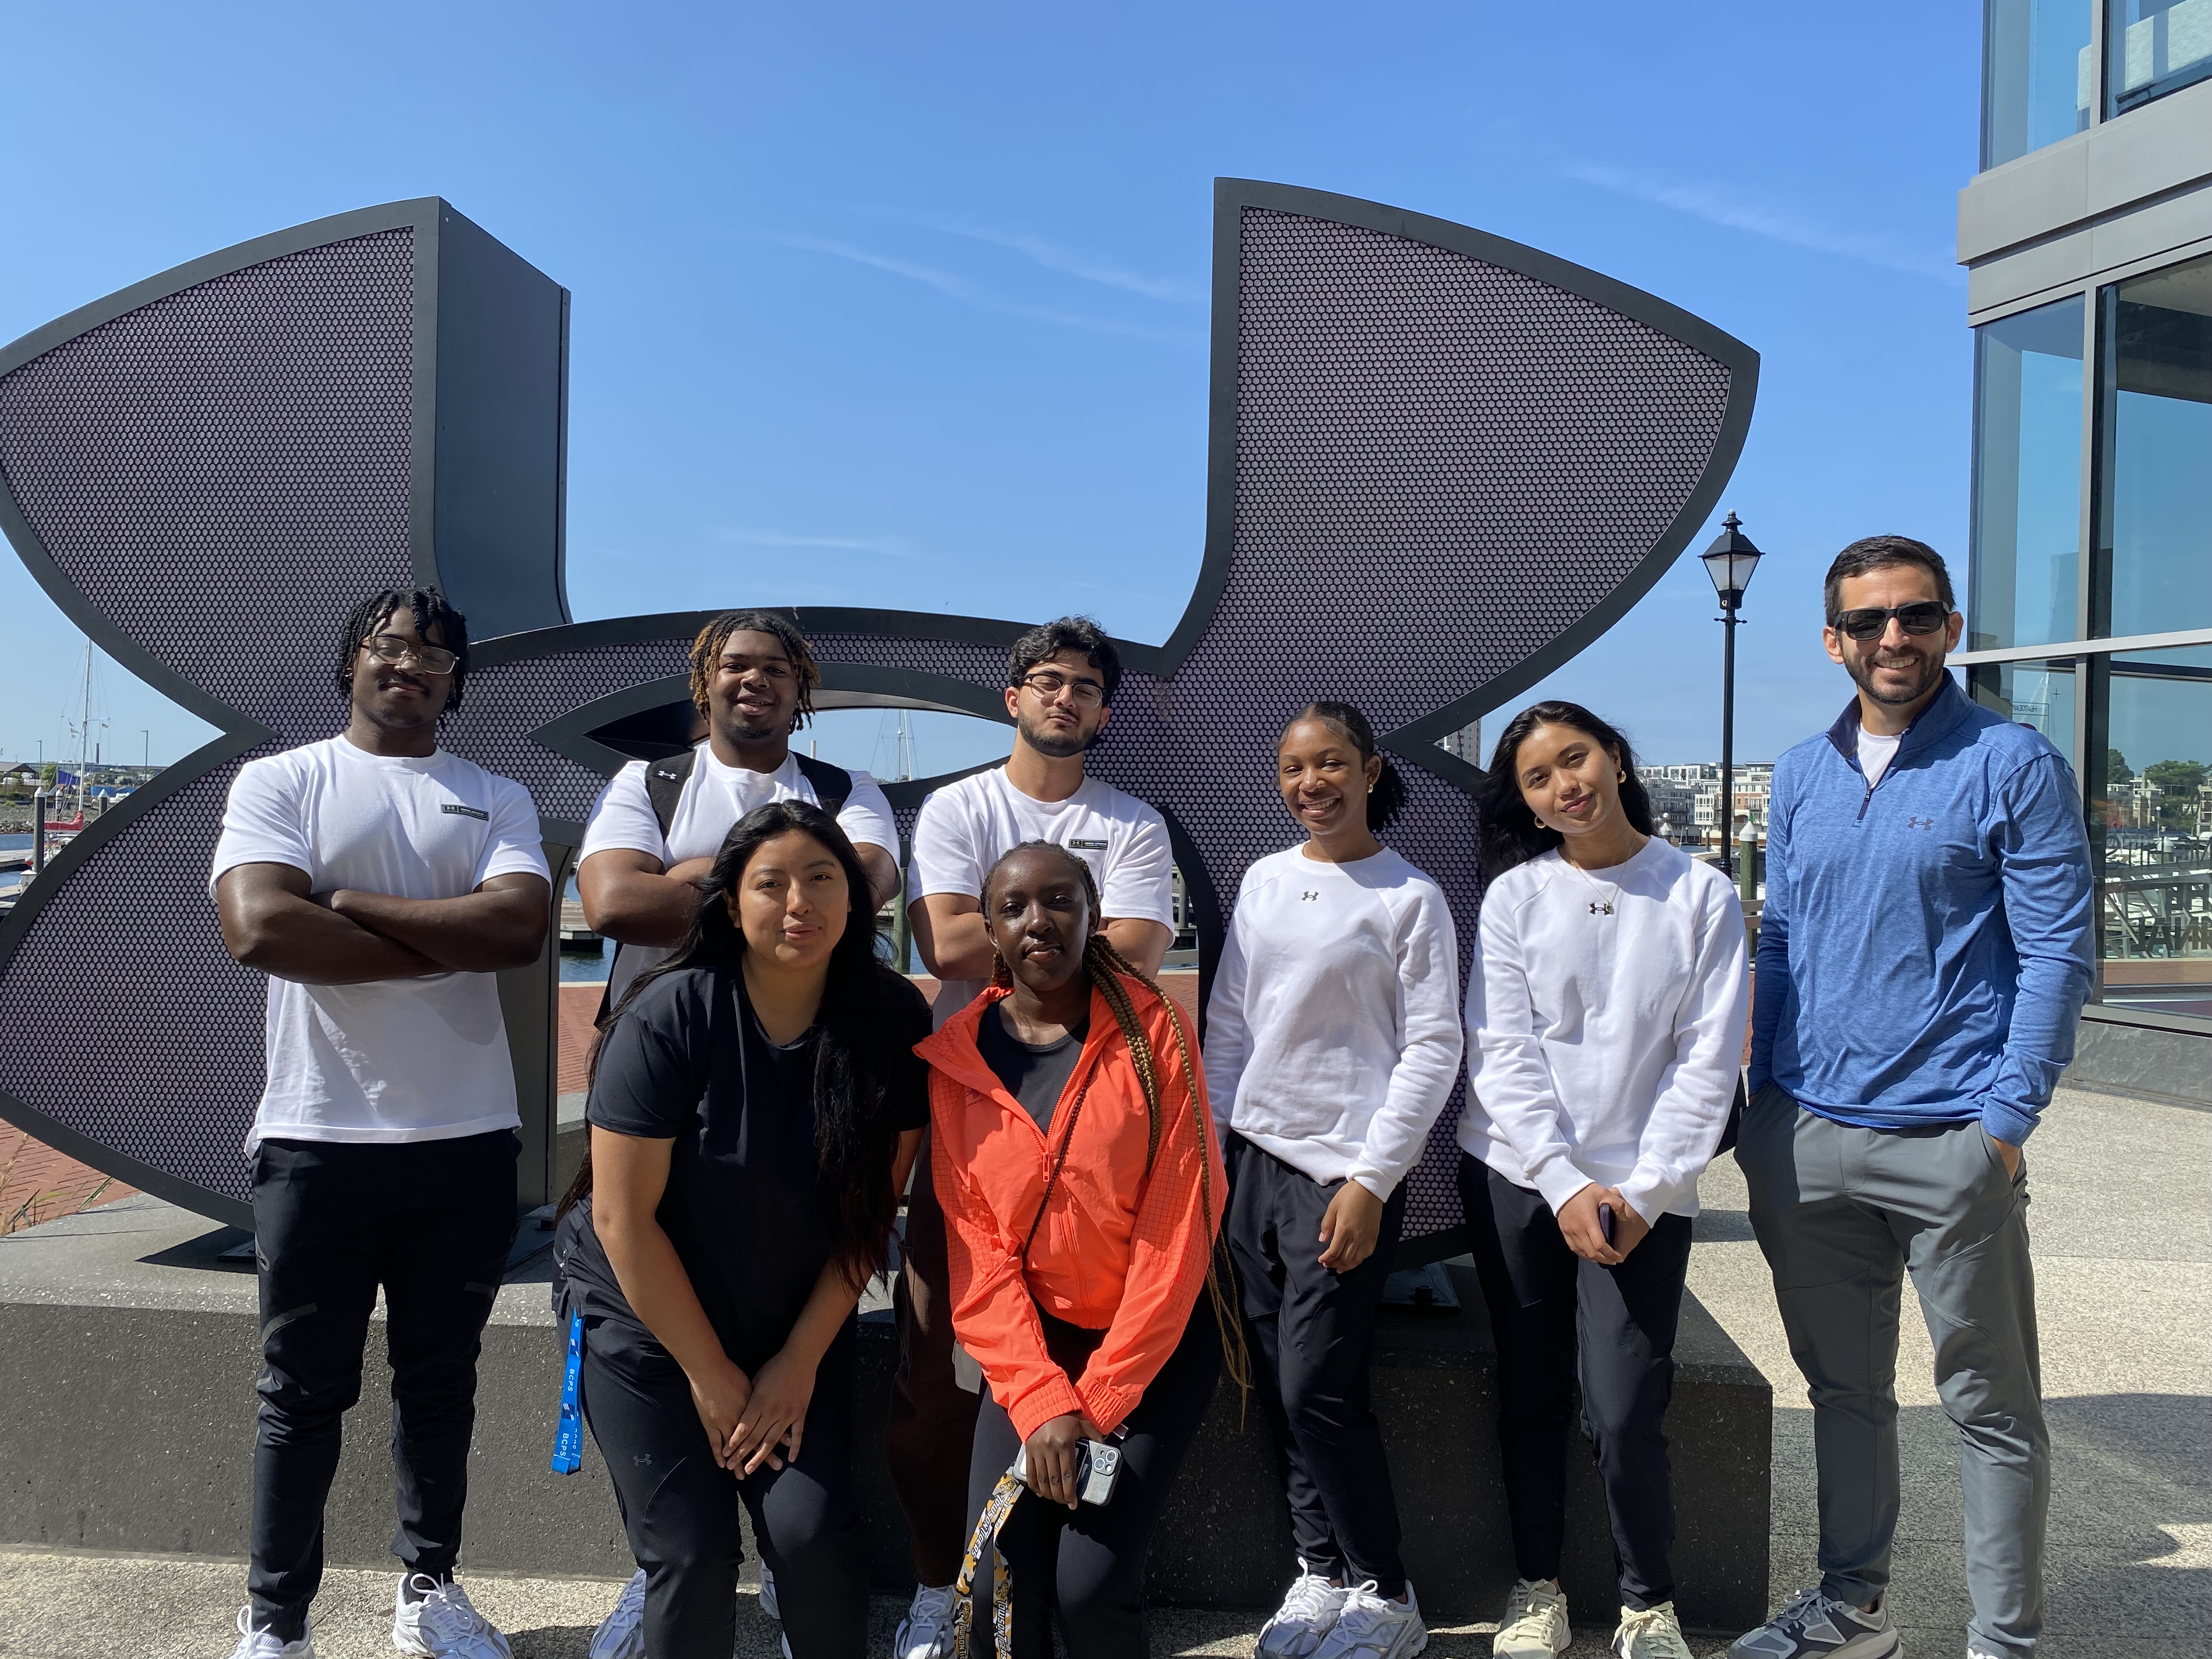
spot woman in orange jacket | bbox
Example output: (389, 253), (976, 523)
(915, 840), (1244, 1659)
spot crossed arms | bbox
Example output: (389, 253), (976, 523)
(216, 862), (551, 983)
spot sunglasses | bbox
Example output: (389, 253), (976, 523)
(1831, 602), (1951, 642)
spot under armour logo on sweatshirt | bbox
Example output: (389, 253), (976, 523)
(1302, 891), (1319, 901)
(1906, 815), (1936, 830)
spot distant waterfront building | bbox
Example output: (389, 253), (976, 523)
(1439, 718), (1482, 766)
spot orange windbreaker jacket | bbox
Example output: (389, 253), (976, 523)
(916, 974), (1227, 1443)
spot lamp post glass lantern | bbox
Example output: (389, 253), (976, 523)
(1701, 510), (1763, 876)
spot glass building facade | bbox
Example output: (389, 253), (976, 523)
(1965, 15), (2212, 1040)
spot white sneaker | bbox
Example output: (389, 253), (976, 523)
(1259, 1559), (1351, 1656)
(228, 1607), (317, 1658)
(1495, 1579), (1571, 1657)
(760, 1561), (780, 1621)
(588, 1571), (646, 1659)
(1730, 1588), (1899, 1659)
(391, 1575), (513, 1659)
(1314, 1580), (1429, 1659)
(895, 1583), (960, 1659)
(1615, 1602), (1696, 1659)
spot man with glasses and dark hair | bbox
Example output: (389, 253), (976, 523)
(1730, 537), (2092, 1659)
(212, 588), (551, 1659)
(886, 614), (1177, 1658)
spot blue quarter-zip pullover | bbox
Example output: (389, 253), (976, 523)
(1749, 673), (2094, 1144)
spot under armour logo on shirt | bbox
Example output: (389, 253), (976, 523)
(1906, 815), (1936, 830)
(1302, 891), (1319, 901)
(439, 803), (489, 821)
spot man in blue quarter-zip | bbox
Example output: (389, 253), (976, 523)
(1729, 536), (2093, 1659)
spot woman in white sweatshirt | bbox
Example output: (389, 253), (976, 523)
(1204, 701), (1463, 1659)
(1461, 702), (1748, 1659)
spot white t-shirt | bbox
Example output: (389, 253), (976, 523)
(579, 744), (898, 999)
(907, 766), (1176, 1025)
(1857, 724), (1902, 787)
(1460, 836), (1749, 1222)
(1201, 845), (1463, 1199)
(210, 736), (551, 1149)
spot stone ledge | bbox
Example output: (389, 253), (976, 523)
(0, 1198), (1771, 1629)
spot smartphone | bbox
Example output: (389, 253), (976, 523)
(1013, 1437), (1122, 1505)
(1598, 1201), (1616, 1246)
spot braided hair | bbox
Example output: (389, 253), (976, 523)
(981, 842), (1252, 1408)
(688, 610), (821, 731)
(335, 586), (470, 713)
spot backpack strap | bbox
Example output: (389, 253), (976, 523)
(596, 748), (700, 1026)
(792, 753), (853, 817)
(643, 748), (698, 840)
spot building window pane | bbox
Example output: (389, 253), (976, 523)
(2108, 0), (2212, 113)
(2096, 255), (2212, 638)
(2092, 645), (2212, 1018)
(1971, 297), (2084, 651)
(1967, 658), (2078, 758)
(1985, 0), (2096, 167)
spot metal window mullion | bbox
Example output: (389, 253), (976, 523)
(2078, 284), (2101, 648)
(2089, 0), (2110, 126)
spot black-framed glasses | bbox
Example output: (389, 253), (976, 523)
(362, 635), (459, 674)
(1831, 602), (1951, 642)
(1017, 670), (1105, 706)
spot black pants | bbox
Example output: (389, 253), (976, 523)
(967, 1304), (1220, 1658)
(1458, 1155), (1693, 1610)
(248, 1132), (518, 1637)
(583, 1316), (866, 1658)
(1225, 1135), (1408, 1596)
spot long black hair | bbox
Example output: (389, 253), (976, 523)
(1281, 701), (1407, 832)
(1477, 701), (1656, 883)
(560, 799), (907, 1290)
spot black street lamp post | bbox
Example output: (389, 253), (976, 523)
(1700, 510), (1764, 877)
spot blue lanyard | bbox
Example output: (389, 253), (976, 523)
(550, 1307), (584, 1475)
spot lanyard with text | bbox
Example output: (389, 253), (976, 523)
(550, 1308), (585, 1475)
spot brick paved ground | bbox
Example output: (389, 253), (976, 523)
(0, 1125), (134, 1237)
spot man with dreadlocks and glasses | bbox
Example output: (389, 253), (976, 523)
(578, 610), (901, 1014)
(211, 588), (551, 1659)
(913, 842), (1246, 1659)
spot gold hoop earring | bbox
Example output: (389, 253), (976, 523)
(1618, 769), (1627, 782)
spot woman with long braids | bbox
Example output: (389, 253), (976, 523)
(1461, 703), (1747, 1659)
(1204, 701), (1463, 1659)
(550, 800), (930, 1658)
(917, 840), (1245, 1659)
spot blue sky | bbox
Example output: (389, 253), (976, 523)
(1, 1), (1980, 778)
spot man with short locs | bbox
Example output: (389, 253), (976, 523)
(887, 616), (1177, 1659)
(213, 588), (551, 1659)
(1731, 537), (2092, 1659)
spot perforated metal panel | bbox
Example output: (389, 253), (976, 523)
(0, 184), (1754, 1250)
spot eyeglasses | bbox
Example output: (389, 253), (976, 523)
(1018, 670), (1105, 707)
(1831, 602), (1951, 642)
(361, 635), (459, 675)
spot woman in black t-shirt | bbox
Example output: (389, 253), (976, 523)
(554, 800), (929, 1658)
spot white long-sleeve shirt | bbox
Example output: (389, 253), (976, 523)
(1203, 845), (1464, 1199)
(1461, 836), (1749, 1222)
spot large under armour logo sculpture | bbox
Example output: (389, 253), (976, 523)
(0, 182), (1755, 1249)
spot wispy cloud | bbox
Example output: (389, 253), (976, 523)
(715, 526), (924, 560)
(763, 232), (1203, 346)
(1559, 158), (1960, 284)
(882, 212), (1202, 304)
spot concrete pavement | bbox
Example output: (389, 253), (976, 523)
(1, 1081), (2202, 1656)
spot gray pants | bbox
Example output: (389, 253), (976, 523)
(1736, 1084), (2047, 1657)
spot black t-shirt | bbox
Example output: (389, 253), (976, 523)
(554, 963), (930, 1372)
(975, 1003), (1088, 1134)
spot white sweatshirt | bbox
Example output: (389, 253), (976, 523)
(1203, 845), (1464, 1199)
(1461, 836), (1749, 1222)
